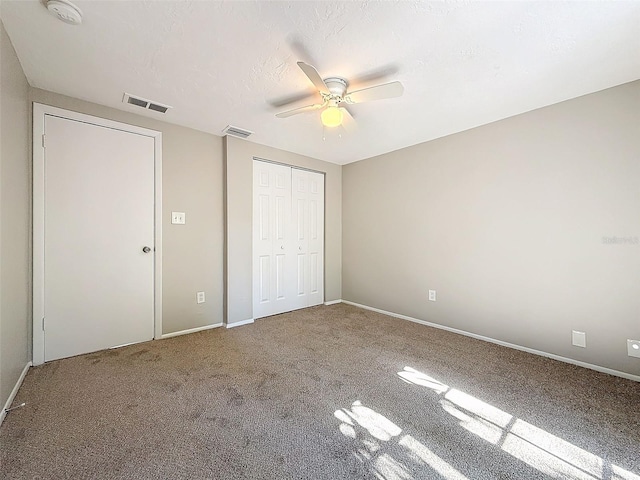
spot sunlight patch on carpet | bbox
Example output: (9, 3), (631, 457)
(397, 366), (639, 480)
(398, 434), (471, 480)
(335, 400), (401, 441)
(334, 400), (470, 480)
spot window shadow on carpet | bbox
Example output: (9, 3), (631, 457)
(332, 366), (639, 480)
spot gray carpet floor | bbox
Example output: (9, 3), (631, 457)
(1, 303), (638, 479)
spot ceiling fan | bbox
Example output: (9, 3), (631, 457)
(276, 62), (404, 129)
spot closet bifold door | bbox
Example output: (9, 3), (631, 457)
(291, 168), (324, 310)
(253, 160), (324, 320)
(253, 161), (292, 319)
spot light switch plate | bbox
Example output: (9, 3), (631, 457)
(628, 339), (640, 358)
(171, 212), (185, 225)
(572, 330), (586, 348)
(197, 292), (205, 304)
(428, 290), (437, 302)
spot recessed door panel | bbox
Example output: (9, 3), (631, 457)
(310, 199), (318, 240)
(297, 254), (305, 296)
(310, 253), (318, 294)
(259, 195), (270, 240)
(297, 199), (306, 240)
(259, 255), (270, 303)
(276, 254), (286, 300)
(275, 195), (285, 241)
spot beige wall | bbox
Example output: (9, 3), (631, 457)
(0, 20), (31, 408)
(29, 89), (224, 335)
(343, 80), (640, 376)
(225, 135), (342, 325)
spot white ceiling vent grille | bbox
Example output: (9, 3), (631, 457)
(122, 93), (171, 114)
(222, 125), (253, 139)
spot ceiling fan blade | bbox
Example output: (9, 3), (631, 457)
(269, 90), (319, 109)
(348, 64), (399, 91)
(276, 102), (325, 118)
(344, 81), (404, 104)
(340, 107), (356, 132)
(297, 62), (330, 94)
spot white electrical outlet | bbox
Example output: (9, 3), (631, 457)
(428, 290), (437, 302)
(196, 291), (205, 304)
(171, 212), (186, 225)
(627, 339), (640, 358)
(572, 330), (586, 348)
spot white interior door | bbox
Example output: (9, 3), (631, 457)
(253, 161), (292, 319)
(253, 160), (324, 319)
(43, 115), (155, 361)
(291, 168), (325, 309)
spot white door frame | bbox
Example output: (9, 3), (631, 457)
(32, 103), (163, 365)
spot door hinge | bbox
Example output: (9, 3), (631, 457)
(42, 317), (45, 331)
(42, 134), (46, 148)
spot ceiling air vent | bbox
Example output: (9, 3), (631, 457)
(148, 103), (169, 113)
(222, 125), (253, 139)
(123, 93), (171, 114)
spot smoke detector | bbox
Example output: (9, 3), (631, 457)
(46, 0), (83, 25)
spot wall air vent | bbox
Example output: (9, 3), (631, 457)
(122, 93), (171, 114)
(222, 125), (253, 139)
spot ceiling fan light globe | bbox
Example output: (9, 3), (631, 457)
(321, 106), (343, 127)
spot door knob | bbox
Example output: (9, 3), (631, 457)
(142, 246), (152, 253)
(298, 246), (302, 251)
(280, 245), (284, 250)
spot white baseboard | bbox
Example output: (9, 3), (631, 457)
(226, 318), (254, 329)
(342, 300), (640, 383)
(1, 362), (32, 426)
(160, 322), (223, 339)
(324, 299), (343, 306)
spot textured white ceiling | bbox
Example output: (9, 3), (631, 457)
(2, 0), (639, 164)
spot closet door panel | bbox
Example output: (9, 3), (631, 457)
(291, 168), (310, 310)
(253, 161), (292, 318)
(307, 171), (325, 306)
(253, 161), (324, 319)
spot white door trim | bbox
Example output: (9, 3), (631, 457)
(32, 103), (163, 365)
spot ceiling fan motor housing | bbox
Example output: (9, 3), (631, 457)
(323, 77), (348, 99)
